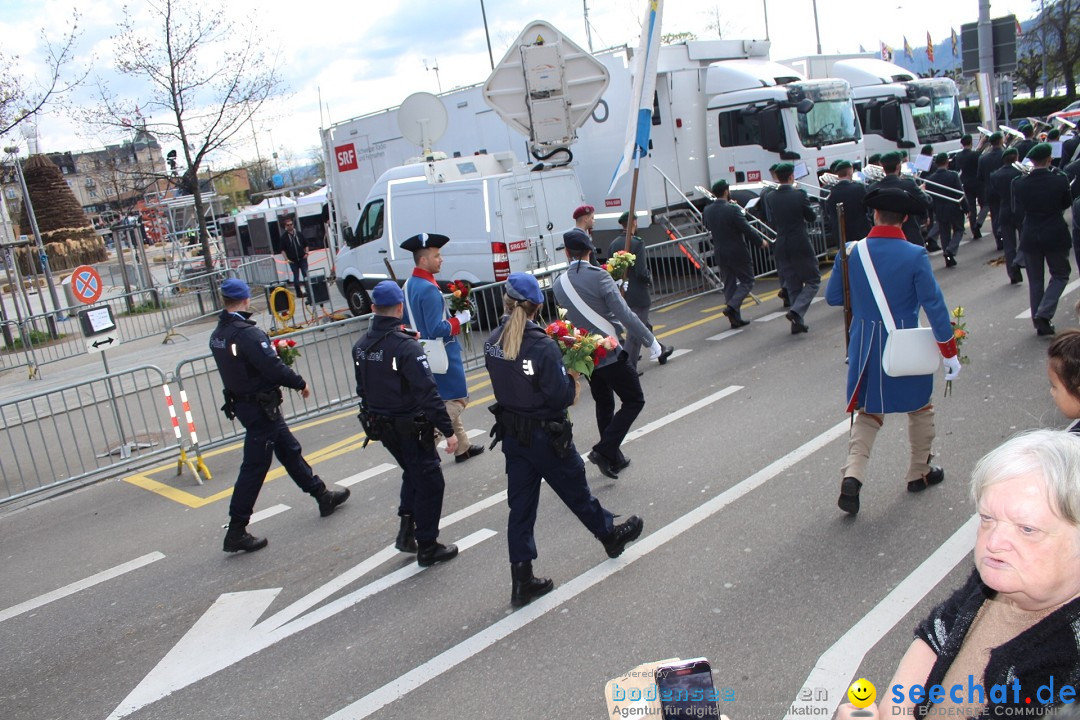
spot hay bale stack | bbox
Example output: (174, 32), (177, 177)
(13, 155), (105, 272)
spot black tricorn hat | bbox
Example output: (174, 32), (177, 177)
(864, 186), (926, 216)
(400, 233), (450, 252)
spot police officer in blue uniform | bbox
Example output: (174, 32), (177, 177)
(353, 281), (459, 567)
(210, 278), (349, 553)
(485, 273), (644, 608)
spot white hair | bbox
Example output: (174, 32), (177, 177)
(971, 429), (1080, 525)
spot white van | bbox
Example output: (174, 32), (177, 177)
(334, 151), (584, 315)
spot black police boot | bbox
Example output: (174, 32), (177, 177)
(837, 477), (862, 515)
(395, 514), (418, 553)
(510, 562), (554, 608)
(601, 515), (644, 558)
(315, 485), (350, 517)
(417, 540), (458, 567)
(223, 519), (268, 553)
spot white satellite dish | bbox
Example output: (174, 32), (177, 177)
(397, 92), (448, 155)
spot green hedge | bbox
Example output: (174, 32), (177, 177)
(960, 96), (1075, 124)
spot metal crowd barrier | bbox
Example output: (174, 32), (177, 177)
(0, 365), (174, 504)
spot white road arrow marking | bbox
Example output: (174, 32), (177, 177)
(106, 528), (497, 720)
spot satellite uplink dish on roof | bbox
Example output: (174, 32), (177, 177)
(483, 20), (609, 155)
(397, 92), (448, 157)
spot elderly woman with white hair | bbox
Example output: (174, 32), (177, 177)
(838, 429), (1080, 718)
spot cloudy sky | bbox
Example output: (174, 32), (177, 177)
(1, 0), (1037, 170)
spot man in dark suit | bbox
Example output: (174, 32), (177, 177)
(1012, 143), (1074, 336)
(765, 162), (820, 334)
(950, 134), (984, 237)
(1014, 122), (1037, 161)
(927, 153), (967, 268)
(871, 152), (930, 247)
(703, 180), (763, 329)
(279, 217), (308, 298)
(977, 132), (1006, 249)
(987, 147), (1025, 284)
(609, 212), (653, 373)
(756, 164), (790, 308)
(825, 160), (870, 248)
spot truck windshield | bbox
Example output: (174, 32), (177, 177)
(789, 82), (861, 148)
(911, 93), (963, 144)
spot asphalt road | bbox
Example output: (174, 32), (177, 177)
(0, 235), (1071, 720)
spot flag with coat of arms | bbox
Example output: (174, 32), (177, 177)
(926, 32), (934, 62)
(880, 41), (894, 62)
(903, 36), (914, 60)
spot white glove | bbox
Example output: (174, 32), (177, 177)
(943, 355), (962, 381)
(454, 309), (472, 325)
(649, 339), (663, 360)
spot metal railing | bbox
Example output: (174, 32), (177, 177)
(0, 365), (174, 504)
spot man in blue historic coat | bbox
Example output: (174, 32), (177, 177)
(402, 233), (484, 463)
(825, 187), (962, 516)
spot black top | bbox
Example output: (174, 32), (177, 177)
(1063, 158), (1080, 201)
(764, 184), (816, 244)
(977, 147), (1005, 200)
(702, 200), (758, 257)
(986, 165), (1023, 227)
(825, 179), (872, 244)
(484, 319), (575, 420)
(1012, 168), (1072, 253)
(926, 167), (967, 222)
(1015, 137), (1038, 162)
(352, 314), (453, 436)
(209, 310), (306, 398)
(281, 230), (306, 264)
(913, 568), (1080, 717)
(950, 147), (982, 186)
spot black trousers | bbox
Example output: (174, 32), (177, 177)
(1024, 246), (1072, 322)
(381, 425), (445, 543)
(588, 353), (645, 463)
(230, 402), (323, 522)
(503, 429), (613, 563)
(289, 258), (309, 297)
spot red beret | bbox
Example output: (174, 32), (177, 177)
(572, 205), (595, 220)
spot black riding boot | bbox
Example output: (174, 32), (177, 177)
(395, 514), (418, 553)
(223, 518), (268, 553)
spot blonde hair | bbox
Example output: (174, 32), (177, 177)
(497, 292), (541, 360)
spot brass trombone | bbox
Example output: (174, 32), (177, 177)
(862, 163), (963, 204)
(899, 165), (965, 204)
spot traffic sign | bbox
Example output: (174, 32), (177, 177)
(71, 265), (104, 304)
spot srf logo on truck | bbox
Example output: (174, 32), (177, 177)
(335, 144), (359, 172)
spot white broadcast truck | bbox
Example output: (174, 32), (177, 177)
(782, 54), (964, 158)
(324, 35), (864, 253)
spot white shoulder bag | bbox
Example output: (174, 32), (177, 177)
(403, 279), (449, 374)
(855, 241), (941, 377)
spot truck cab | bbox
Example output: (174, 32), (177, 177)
(335, 151), (583, 315)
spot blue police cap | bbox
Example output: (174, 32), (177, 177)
(371, 280), (404, 306)
(220, 278), (250, 299)
(400, 233), (450, 252)
(562, 228), (596, 254)
(505, 272), (543, 305)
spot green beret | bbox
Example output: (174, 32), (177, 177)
(961, 134), (973, 144)
(711, 180), (729, 196)
(921, 144), (934, 155)
(900, 151), (909, 160)
(617, 211), (631, 227)
(1001, 147), (1019, 160)
(768, 163), (780, 172)
(880, 151), (903, 165)
(1026, 142), (1053, 161)
(834, 160), (853, 172)
(934, 152), (949, 164)
(1048, 128), (1061, 140)
(989, 131), (1003, 143)
(868, 153), (882, 165)
(773, 162), (795, 177)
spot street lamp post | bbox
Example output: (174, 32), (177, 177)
(4, 147), (63, 318)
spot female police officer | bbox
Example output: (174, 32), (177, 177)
(485, 273), (644, 608)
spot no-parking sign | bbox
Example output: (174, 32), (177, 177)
(71, 265), (103, 304)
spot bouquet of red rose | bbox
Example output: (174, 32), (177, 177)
(447, 279), (474, 347)
(944, 306), (970, 397)
(544, 319), (619, 379)
(273, 337), (300, 366)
